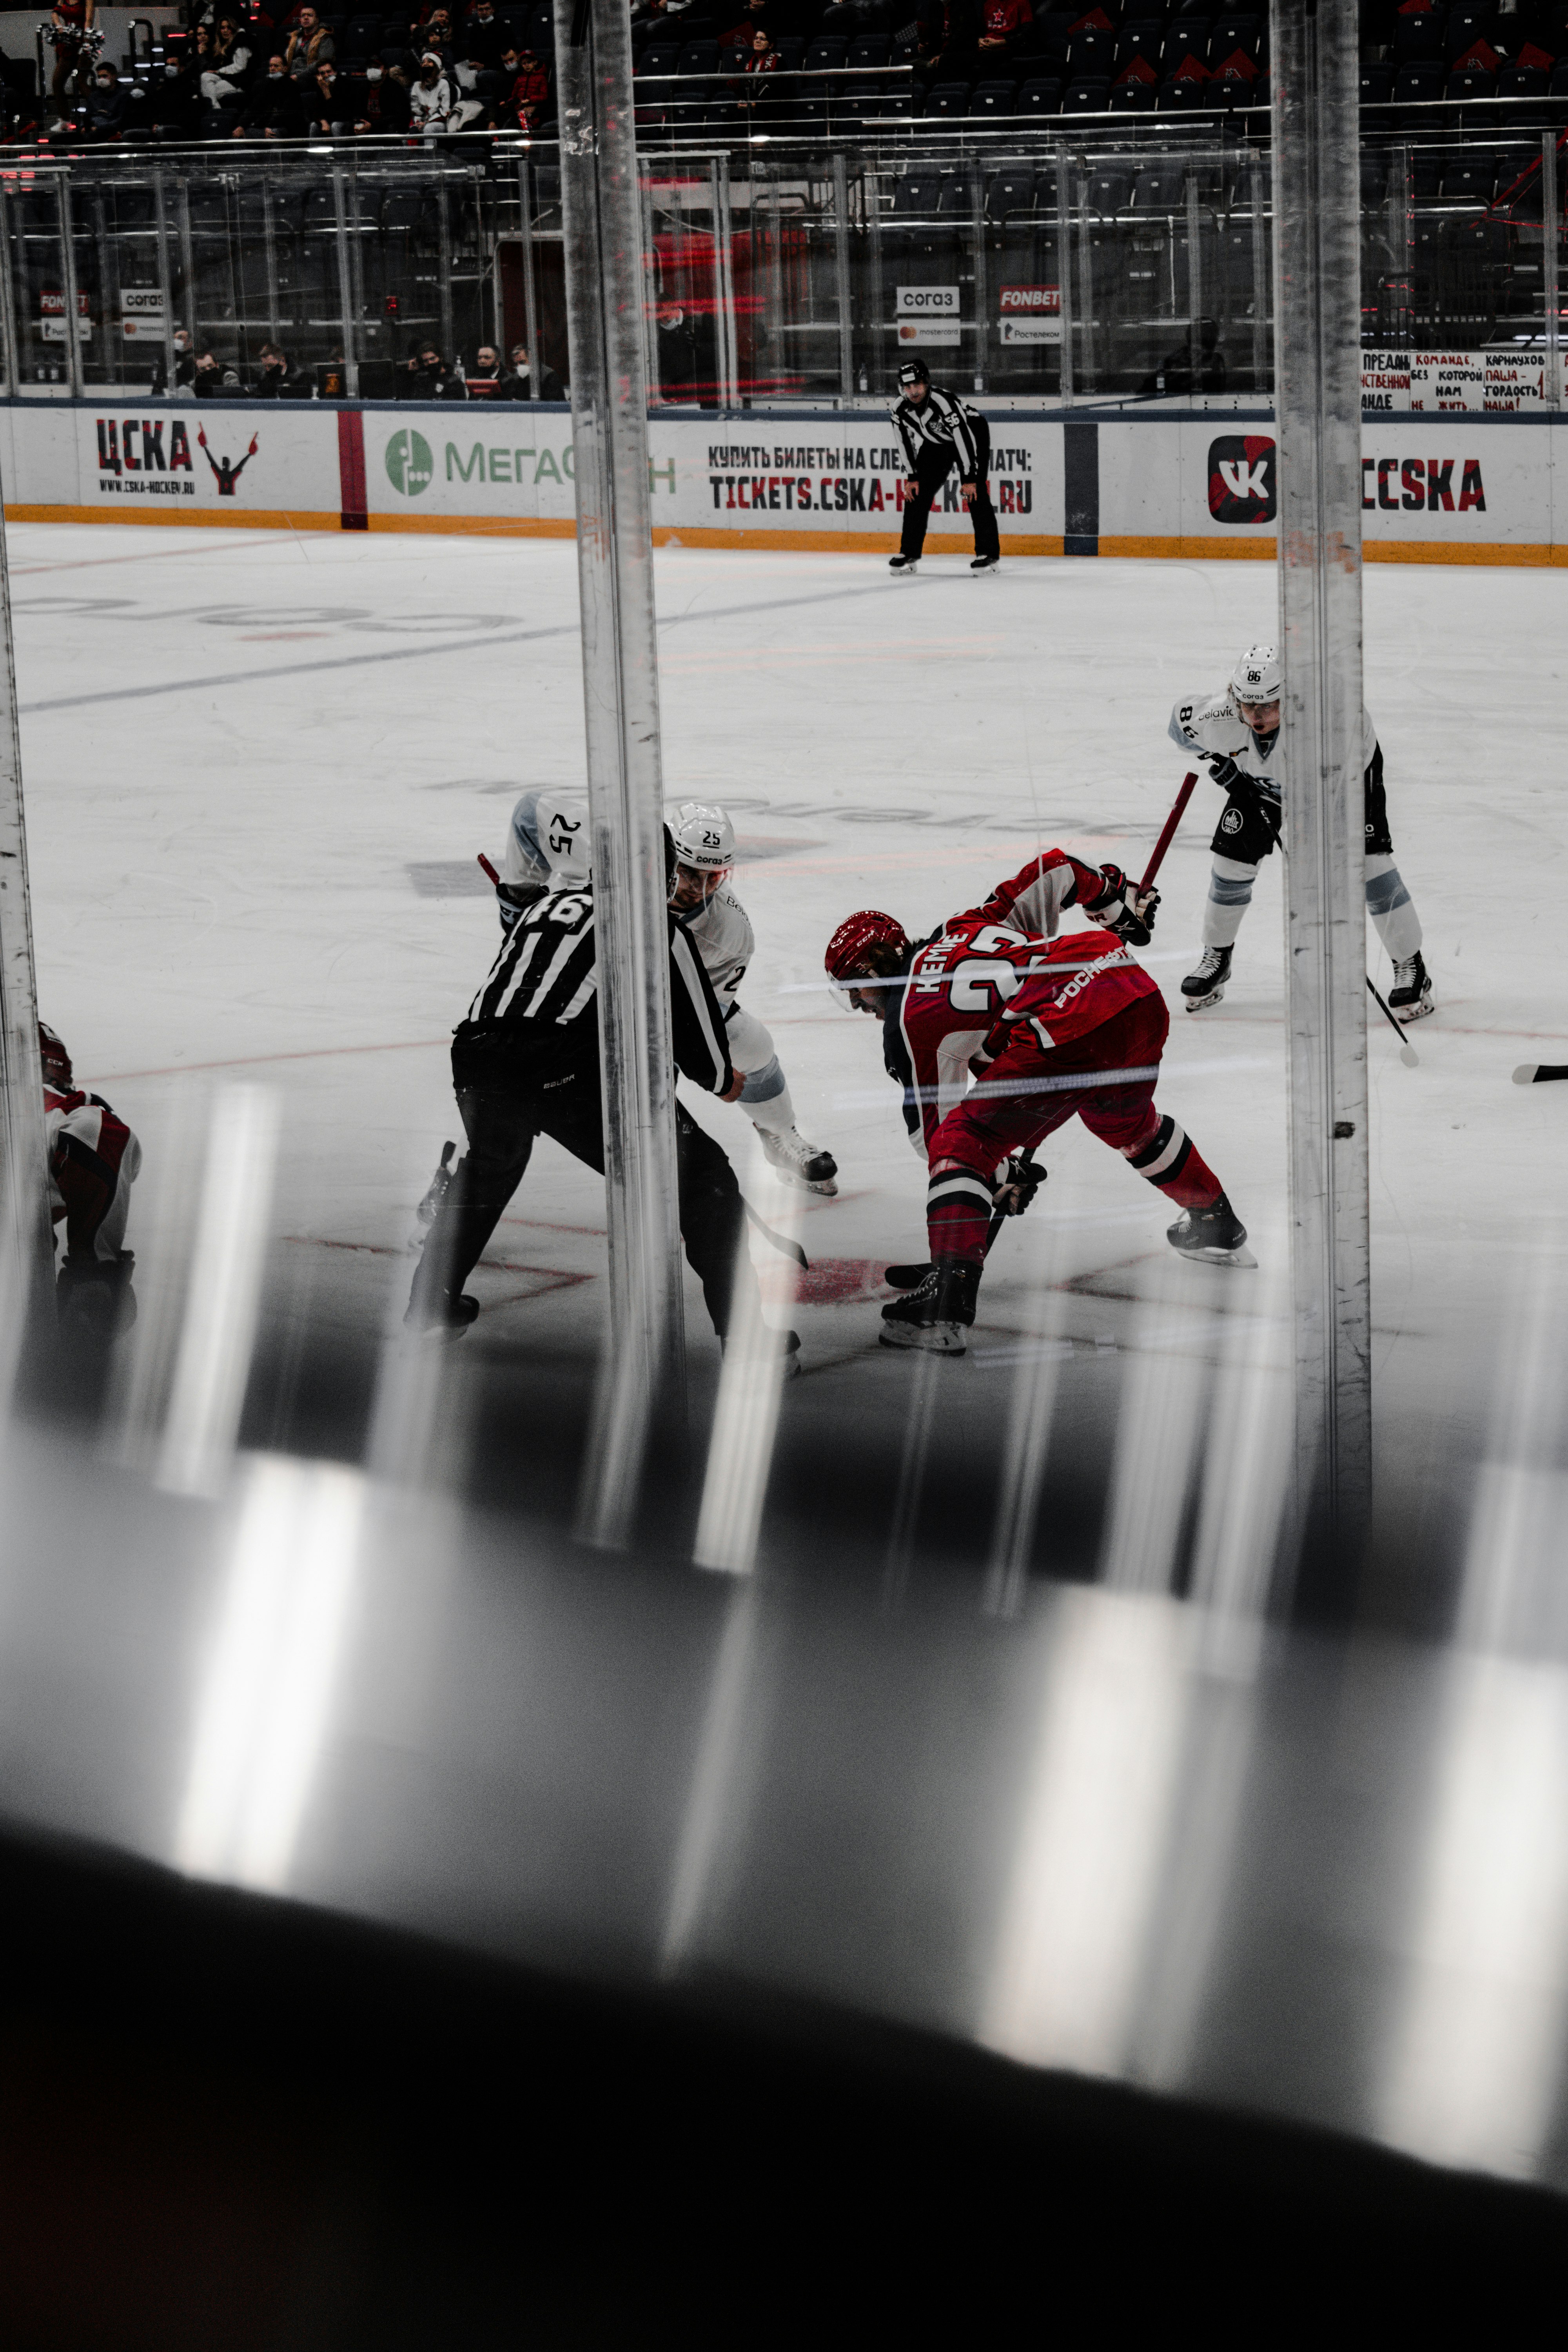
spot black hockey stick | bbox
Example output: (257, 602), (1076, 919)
(1514, 1063), (1568, 1085)
(744, 1200), (808, 1268)
(1367, 975), (1419, 1069)
(884, 1154), (1042, 1289)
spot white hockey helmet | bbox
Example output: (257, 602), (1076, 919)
(670, 799), (736, 875)
(541, 790), (590, 884)
(1230, 642), (1281, 706)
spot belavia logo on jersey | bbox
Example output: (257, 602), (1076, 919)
(95, 414), (197, 498)
(1207, 435), (1277, 525)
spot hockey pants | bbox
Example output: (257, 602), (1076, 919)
(924, 996), (1225, 1267)
(1202, 754), (1422, 962)
(410, 1031), (756, 1339)
(900, 419), (1000, 563)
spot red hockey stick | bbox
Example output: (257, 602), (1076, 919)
(477, 851), (501, 886)
(1140, 772), (1197, 892)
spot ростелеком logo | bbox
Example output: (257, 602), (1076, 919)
(1207, 434), (1276, 525)
(385, 428), (434, 497)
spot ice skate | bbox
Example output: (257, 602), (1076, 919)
(888, 554), (919, 575)
(970, 554), (999, 573)
(760, 1126), (838, 1196)
(403, 1289), (480, 1339)
(883, 1261), (934, 1290)
(1181, 943), (1232, 1011)
(879, 1261), (980, 1354)
(1388, 951), (1433, 1023)
(1166, 1194), (1256, 1269)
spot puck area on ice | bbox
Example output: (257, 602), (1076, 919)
(759, 1259), (899, 1305)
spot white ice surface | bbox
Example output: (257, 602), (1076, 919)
(13, 523), (1566, 1483)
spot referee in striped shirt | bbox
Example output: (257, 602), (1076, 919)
(407, 828), (792, 1356)
(888, 358), (1000, 575)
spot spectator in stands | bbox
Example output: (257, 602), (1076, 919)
(409, 49), (454, 126)
(632, 0), (700, 21)
(192, 345), (242, 394)
(501, 43), (551, 127)
(240, 53), (304, 134)
(285, 5), (333, 78)
(739, 24), (780, 95)
(303, 56), (350, 130)
(200, 13), (253, 125)
(916, 0), (980, 84)
(82, 60), (129, 138)
(459, 0), (508, 73)
(46, 0), (96, 133)
(421, 6), (458, 69)
(150, 327), (196, 394)
(1139, 317), (1226, 399)
(252, 340), (314, 397)
(149, 49), (202, 136)
(398, 340), (466, 397)
(500, 339), (565, 400)
(354, 58), (412, 132)
(977, 0), (1031, 57)
(466, 345), (504, 394)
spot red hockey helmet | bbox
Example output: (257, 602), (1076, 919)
(38, 1021), (73, 1092)
(824, 909), (910, 989)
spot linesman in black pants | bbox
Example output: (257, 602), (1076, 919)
(888, 357), (1000, 575)
(407, 827), (799, 1367)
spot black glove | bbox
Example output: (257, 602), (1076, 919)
(1086, 863), (1159, 946)
(1206, 753), (1251, 795)
(496, 879), (546, 933)
(993, 1154), (1045, 1218)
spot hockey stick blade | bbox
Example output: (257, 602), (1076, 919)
(1366, 974), (1419, 1067)
(1514, 1063), (1568, 1085)
(743, 1200), (809, 1268)
(883, 1261), (934, 1290)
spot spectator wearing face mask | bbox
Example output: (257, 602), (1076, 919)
(354, 58), (411, 132)
(150, 327), (196, 395)
(466, 345), (504, 396)
(285, 5), (333, 77)
(192, 345), (242, 396)
(240, 53), (303, 134)
(304, 56), (348, 131)
(408, 50), (453, 127)
(499, 340), (565, 401)
(459, 0), (508, 72)
(398, 341), (466, 398)
(82, 60), (129, 137)
(252, 340), (315, 397)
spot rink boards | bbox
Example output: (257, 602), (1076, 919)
(2, 397), (1564, 564)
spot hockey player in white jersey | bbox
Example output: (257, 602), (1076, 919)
(497, 785), (591, 923)
(668, 801), (839, 1196)
(1169, 642), (1432, 1021)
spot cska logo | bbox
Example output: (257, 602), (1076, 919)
(1207, 434), (1278, 525)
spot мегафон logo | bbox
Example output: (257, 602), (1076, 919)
(385, 428), (434, 497)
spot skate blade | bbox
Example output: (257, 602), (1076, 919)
(769, 1167), (838, 1196)
(878, 1320), (967, 1354)
(1182, 988), (1227, 1013)
(1393, 997), (1434, 1025)
(1174, 1243), (1258, 1269)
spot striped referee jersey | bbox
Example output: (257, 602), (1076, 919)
(890, 383), (983, 478)
(459, 882), (735, 1093)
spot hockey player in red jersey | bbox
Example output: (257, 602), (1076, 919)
(39, 1021), (141, 1328)
(825, 849), (1251, 1356)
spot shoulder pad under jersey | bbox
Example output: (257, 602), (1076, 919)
(1169, 690), (1248, 758)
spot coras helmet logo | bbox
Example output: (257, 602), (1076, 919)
(1207, 434), (1277, 525)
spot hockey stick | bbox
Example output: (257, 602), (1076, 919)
(1141, 772), (1198, 893)
(1514, 1063), (1568, 1085)
(477, 851), (501, 886)
(1367, 975), (1419, 1069)
(744, 1200), (809, 1269)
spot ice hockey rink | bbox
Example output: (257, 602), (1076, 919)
(14, 519), (1564, 1595)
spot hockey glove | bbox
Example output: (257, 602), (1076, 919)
(1086, 864), (1160, 946)
(1205, 754), (1250, 795)
(993, 1154), (1045, 1218)
(496, 880), (546, 933)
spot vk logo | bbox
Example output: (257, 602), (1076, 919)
(1207, 434), (1277, 525)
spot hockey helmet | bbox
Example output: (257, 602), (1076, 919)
(670, 800), (736, 875)
(1230, 642), (1281, 707)
(824, 909), (911, 1003)
(540, 790), (590, 884)
(897, 358), (930, 389)
(38, 1021), (73, 1092)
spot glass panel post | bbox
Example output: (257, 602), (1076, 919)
(178, 176), (197, 367)
(0, 190), (18, 396)
(1544, 131), (1560, 410)
(1250, 147), (1269, 395)
(709, 154), (739, 411)
(436, 177), (454, 367)
(969, 159), (987, 395)
(1187, 168), (1203, 394)
(331, 164), (358, 396)
(153, 163), (177, 394)
(832, 150), (853, 401)
(1271, 0), (1371, 1562)
(1056, 141), (1074, 406)
(517, 156), (543, 390)
(56, 173), (83, 400)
